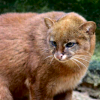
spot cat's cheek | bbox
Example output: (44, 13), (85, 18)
(84, 43), (90, 51)
(49, 46), (55, 54)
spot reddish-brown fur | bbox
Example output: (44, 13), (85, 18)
(0, 11), (96, 100)
(26, 12), (96, 100)
(0, 12), (38, 100)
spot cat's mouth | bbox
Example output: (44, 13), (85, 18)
(54, 54), (71, 62)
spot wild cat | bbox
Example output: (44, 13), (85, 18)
(26, 12), (96, 100)
(0, 11), (96, 100)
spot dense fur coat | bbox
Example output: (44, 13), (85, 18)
(26, 12), (96, 100)
(0, 12), (96, 100)
(0, 12), (38, 100)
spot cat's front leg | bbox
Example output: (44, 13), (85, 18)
(0, 86), (13, 100)
(29, 86), (53, 100)
(54, 90), (72, 100)
(28, 83), (53, 100)
(0, 77), (13, 100)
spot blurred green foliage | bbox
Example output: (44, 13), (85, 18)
(92, 42), (100, 61)
(0, 0), (100, 28)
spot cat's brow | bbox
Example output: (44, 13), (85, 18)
(50, 37), (54, 41)
(68, 40), (76, 42)
(78, 35), (89, 40)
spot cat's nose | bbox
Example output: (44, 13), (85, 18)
(58, 54), (63, 60)
(55, 53), (63, 60)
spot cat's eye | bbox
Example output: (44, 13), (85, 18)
(50, 41), (57, 47)
(66, 42), (76, 48)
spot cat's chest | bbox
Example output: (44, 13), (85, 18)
(53, 74), (82, 94)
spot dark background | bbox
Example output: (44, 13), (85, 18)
(0, 0), (100, 28)
(0, 0), (100, 66)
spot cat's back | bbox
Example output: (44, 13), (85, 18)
(0, 12), (37, 25)
(0, 12), (38, 70)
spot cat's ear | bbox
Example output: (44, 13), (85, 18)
(44, 18), (55, 28)
(79, 21), (96, 35)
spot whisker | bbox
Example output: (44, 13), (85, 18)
(85, 51), (92, 56)
(75, 55), (91, 58)
(44, 55), (53, 60)
(71, 58), (87, 68)
(73, 56), (90, 63)
(71, 59), (81, 69)
(50, 57), (54, 65)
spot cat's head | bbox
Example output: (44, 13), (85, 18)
(44, 13), (96, 64)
